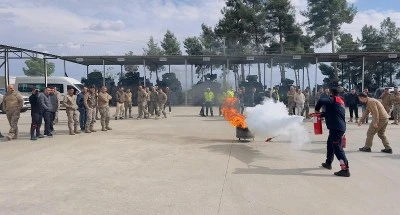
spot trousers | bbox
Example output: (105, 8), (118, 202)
(99, 107), (110, 127)
(79, 107), (87, 130)
(124, 101), (132, 117)
(392, 104), (400, 123)
(364, 119), (391, 149)
(326, 129), (349, 169)
(361, 105), (369, 123)
(43, 111), (52, 135)
(6, 109), (21, 139)
(86, 107), (95, 127)
(66, 108), (79, 131)
(30, 113), (42, 137)
(349, 104), (359, 119)
(115, 102), (124, 118)
(204, 101), (213, 116)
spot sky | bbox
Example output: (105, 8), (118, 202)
(1, 0), (400, 90)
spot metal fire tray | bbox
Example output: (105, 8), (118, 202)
(236, 127), (254, 141)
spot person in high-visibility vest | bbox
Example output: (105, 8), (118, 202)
(272, 87), (280, 103)
(226, 87), (235, 98)
(204, 88), (215, 117)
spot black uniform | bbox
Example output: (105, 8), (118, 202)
(347, 93), (359, 120)
(315, 95), (349, 176)
(29, 92), (43, 138)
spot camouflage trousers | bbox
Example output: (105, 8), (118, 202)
(149, 101), (158, 115)
(138, 102), (149, 119)
(288, 102), (296, 115)
(86, 107), (95, 127)
(66, 108), (79, 131)
(6, 109), (20, 139)
(99, 107), (110, 127)
(157, 103), (167, 118)
(124, 101), (132, 118)
(115, 102), (125, 118)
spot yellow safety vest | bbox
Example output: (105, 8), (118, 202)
(204, 91), (214, 102)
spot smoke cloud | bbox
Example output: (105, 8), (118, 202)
(244, 98), (310, 145)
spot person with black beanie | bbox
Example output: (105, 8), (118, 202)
(29, 88), (44, 141)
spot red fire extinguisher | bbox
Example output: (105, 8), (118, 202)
(342, 135), (347, 148)
(313, 113), (323, 135)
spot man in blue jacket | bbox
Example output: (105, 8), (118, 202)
(314, 88), (350, 177)
(76, 87), (87, 131)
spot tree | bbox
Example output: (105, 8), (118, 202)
(23, 58), (55, 76)
(183, 37), (203, 55)
(124, 51), (139, 74)
(161, 30), (182, 73)
(143, 36), (165, 81)
(264, 0), (298, 82)
(302, 0), (357, 81)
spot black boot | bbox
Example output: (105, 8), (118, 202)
(359, 147), (371, 152)
(381, 148), (393, 154)
(334, 169), (350, 177)
(0, 132), (4, 138)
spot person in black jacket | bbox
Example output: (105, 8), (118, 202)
(29, 88), (44, 141)
(347, 88), (359, 122)
(314, 88), (350, 177)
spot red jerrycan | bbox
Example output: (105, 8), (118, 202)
(313, 113), (323, 135)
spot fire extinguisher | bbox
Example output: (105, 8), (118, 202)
(342, 135), (347, 148)
(313, 113), (323, 135)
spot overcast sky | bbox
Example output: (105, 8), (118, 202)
(1, 0), (400, 90)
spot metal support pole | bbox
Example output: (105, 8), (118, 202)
(270, 58), (273, 98)
(191, 64), (193, 103)
(44, 58), (48, 87)
(102, 59), (105, 87)
(143, 59), (146, 87)
(362, 56), (365, 90)
(120, 65), (123, 79)
(185, 59), (188, 106)
(4, 49), (9, 90)
(315, 57), (318, 103)
(263, 63), (266, 90)
(63, 60), (67, 77)
(86, 65), (89, 78)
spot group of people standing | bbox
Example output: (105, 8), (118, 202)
(1, 84), (169, 142)
(287, 86), (311, 118)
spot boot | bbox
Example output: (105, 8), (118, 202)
(74, 127), (81, 134)
(69, 128), (75, 135)
(85, 127), (91, 133)
(106, 125), (112, 130)
(0, 132), (3, 138)
(90, 126), (97, 132)
(334, 169), (350, 177)
(101, 125), (107, 131)
(348, 118), (353, 122)
(321, 163), (332, 170)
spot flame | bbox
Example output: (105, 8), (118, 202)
(222, 97), (247, 128)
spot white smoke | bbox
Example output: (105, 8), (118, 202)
(244, 98), (310, 145)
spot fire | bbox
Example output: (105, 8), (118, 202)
(222, 97), (247, 128)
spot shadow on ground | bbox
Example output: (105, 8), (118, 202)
(203, 144), (282, 165)
(233, 165), (334, 177)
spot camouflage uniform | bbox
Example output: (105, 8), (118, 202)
(84, 92), (97, 133)
(149, 90), (158, 116)
(137, 89), (149, 119)
(124, 91), (133, 118)
(381, 92), (392, 114)
(98, 92), (112, 131)
(390, 92), (400, 124)
(156, 90), (168, 118)
(2, 91), (23, 140)
(63, 94), (80, 135)
(115, 90), (126, 119)
(287, 91), (296, 115)
(301, 91), (310, 117)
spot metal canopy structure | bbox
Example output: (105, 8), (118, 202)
(60, 52), (400, 66)
(3, 43), (400, 104)
(0, 44), (60, 88)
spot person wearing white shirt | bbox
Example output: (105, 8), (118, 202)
(294, 88), (305, 116)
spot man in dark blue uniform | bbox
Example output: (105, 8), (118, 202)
(314, 88), (350, 177)
(29, 88), (44, 141)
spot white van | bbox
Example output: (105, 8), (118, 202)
(15, 76), (83, 97)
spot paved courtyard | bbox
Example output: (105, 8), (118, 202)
(0, 106), (399, 215)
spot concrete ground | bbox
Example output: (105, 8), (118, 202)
(0, 106), (399, 215)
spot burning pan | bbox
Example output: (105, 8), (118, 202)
(236, 127), (254, 141)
